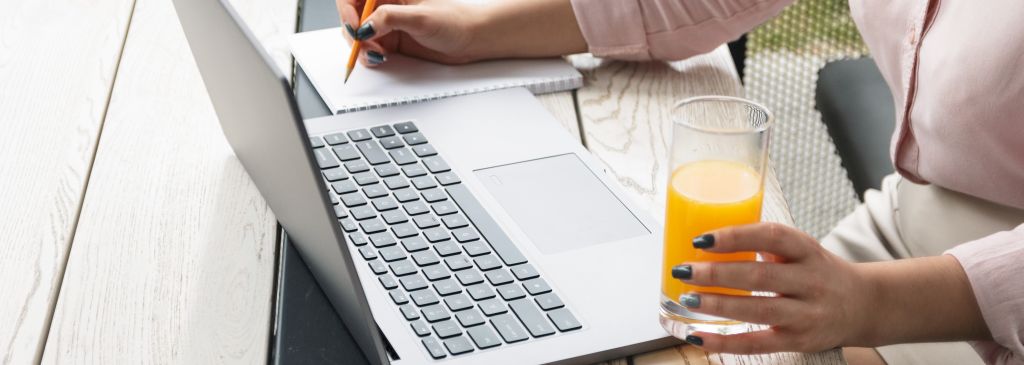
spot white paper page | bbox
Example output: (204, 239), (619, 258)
(290, 28), (582, 114)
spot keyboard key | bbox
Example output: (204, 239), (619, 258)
(413, 214), (440, 229)
(403, 201), (430, 215)
(363, 184), (389, 199)
(391, 223), (418, 238)
(463, 241), (490, 256)
(379, 136), (404, 149)
(411, 320), (431, 337)
(411, 176), (438, 190)
(412, 250), (440, 266)
(535, 293), (565, 310)
(369, 232), (397, 248)
(422, 337), (446, 359)
(444, 255), (473, 271)
(432, 320), (461, 339)
(423, 228), (450, 243)
(421, 189), (447, 203)
(412, 144), (437, 157)
(383, 176), (410, 190)
(400, 274), (429, 291)
(374, 164), (400, 177)
(422, 265), (451, 281)
(358, 246), (377, 260)
(456, 269), (485, 286)
(490, 313), (529, 342)
(436, 172), (462, 186)
(442, 214), (469, 229)
(339, 218), (358, 232)
(381, 210), (408, 225)
(334, 205), (348, 219)
(510, 264), (540, 280)
(467, 325), (502, 349)
(452, 228), (480, 243)
(390, 289), (409, 305)
(431, 201), (457, 215)
(310, 137), (326, 148)
(474, 255), (502, 271)
(368, 260), (388, 275)
(352, 172), (378, 186)
(393, 188), (419, 203)
(456, 308), (487, 328)
(447, 185), (528, 265)
(400, 304), (420, 320)
(401, 237), (429, 252)
(370, 125), (396, 138)
(379, 246), (406, 262)
(422, 156), (451, 173)
(313, 148), (339, 169)
(330, 194), (339, 206)
(420, 304), (451, 322)
(433, 279), (462, 296)
(389, 148), (418, 165)
(433, 241), (461, 257)
(411, 289), (440, 306)
(479, 299), (508, 316)
(548, 308), (582, 332)
(340, 193), (367, 207)
(443, 336), (474, 355)
(389, 259), (417, 276)
(332, 144), (361, 161)
(348, 233), (368, 247)
(403, 132), (428, 145)
(379, 274), (399, 289)
(466, 283), (496, 300)
(331, 180), (358, 195)
(496, 284), (526, 300)
(402, 163), (428, 177)
(394, 121), (418, 134)
(444, 293), (474, 311)
(360, 218), (386, 234)
(372, 197), (399, 211)
(344, 160), (370, 174)
(509, 299), (556, 337)
(347, 129), (371, 141)
(322, 167), (348, 182)
(522, 278), (552, 295)
(485, 269), (514, 286)
(350, 206), (376, 220)
(356, 140), (390, 165)
(324, 132), (348, 145)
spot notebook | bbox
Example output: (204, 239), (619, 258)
(290, 28), (583, 114)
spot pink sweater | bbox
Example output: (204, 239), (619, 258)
(569, 0), (1024, 363)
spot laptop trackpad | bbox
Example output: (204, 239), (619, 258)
(475, 154), (649, 254)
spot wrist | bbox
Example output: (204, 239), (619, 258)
(845, 263), (887, 347)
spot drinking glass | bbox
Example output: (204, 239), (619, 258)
(659, 96), (772, 337)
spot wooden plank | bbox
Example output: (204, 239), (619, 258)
(572, 47), (842, 365)
(0, 1), (135, 363)
(40, 0), (296, 362)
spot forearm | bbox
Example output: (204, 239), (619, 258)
(853, 255), (991, 346)
(469, 0), (587, 60)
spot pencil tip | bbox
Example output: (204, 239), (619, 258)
(343, 68), (352, 83)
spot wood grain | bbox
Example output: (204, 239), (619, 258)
(571, 47), (842, 365)
(39, 0), (295, 363)
(536, 92), (582, 141)
(0, 1), (135, 363)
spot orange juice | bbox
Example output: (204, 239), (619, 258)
(661, 160), (763, 301)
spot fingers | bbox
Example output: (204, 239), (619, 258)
(680, 292), (803, 326)
(682, 262), (803, 295)
(358, 41), (387, 67)
(701, 223), (813, 261)
(337, 0), (363, 43)
(353, 4), (435, 42)
(685, 329), (790, 354)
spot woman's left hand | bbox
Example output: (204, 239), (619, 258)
(676, 222), (873, 353)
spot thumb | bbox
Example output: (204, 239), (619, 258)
(354, 4), (434, 42)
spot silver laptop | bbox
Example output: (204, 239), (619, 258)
(173, 0), (674, 363)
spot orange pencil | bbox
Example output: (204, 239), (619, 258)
(344, 0), (377, 83)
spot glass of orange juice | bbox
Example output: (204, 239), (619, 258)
(659, 96), (772, 337)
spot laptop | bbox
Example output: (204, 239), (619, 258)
(172, 0), (675, 363)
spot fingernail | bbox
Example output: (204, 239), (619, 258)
(366, 51), (385, 65)
(693, 234), (715, 249)
(671, 264), (692, 280)
(355, 21), (375, 40)
(679, 293), (701, 308)
(344, 23), (357, 39)
(685, 335), (704, 346)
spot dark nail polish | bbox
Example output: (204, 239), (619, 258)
(679, 293), (701, 308)
(693, 234), (715, 249)
(685, 335), (704, 346)
(355, 22), (376, 40)
(671, 265), (692, 280)
(366, 51), (385, 65)
(344, 23), (357, 39)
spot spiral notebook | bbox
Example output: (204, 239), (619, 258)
(290, 28), (583, 114)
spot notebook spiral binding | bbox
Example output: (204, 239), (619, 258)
(337, 75), (583, 114)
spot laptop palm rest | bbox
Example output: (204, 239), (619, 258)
(475, 154), (649, 254)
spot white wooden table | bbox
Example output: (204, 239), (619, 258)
(0, 1), (843, 364)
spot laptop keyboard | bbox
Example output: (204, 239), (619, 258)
(310, 121), (581, 359)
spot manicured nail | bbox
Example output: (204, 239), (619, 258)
(693, 234), (715, 249)
(355, 21), (375, 40)
(679, 293), (701, 308)
(671, 264), (692, 280)
(366, 51), (385, 65)
(685, 335), (704, 346)
(344, 23), (357, 39)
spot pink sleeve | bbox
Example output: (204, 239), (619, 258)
(568, 0), (793, 61)
(947, 224), (1024, 365)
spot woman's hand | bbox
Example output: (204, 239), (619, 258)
(675, 223), (874, 353)
(335, 0), (587, 66)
